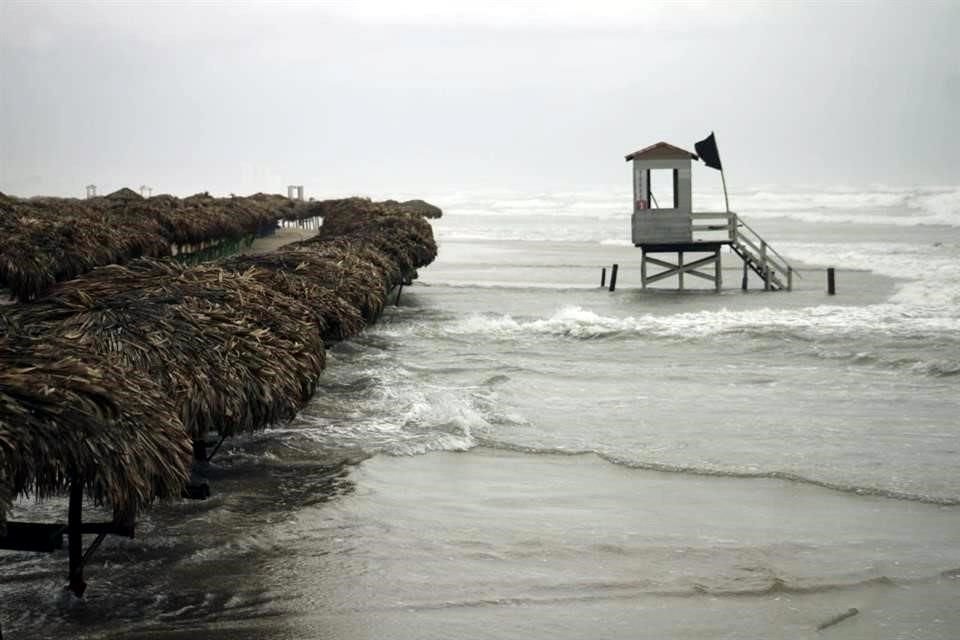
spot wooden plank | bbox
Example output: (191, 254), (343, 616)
(691, 211), (735, 219)
(691, 225), (730, 232)
(644, 267), (715, 285)
(639, 242), (724, 253)
(644, 255), (681, 270)
(644, 269), (678, 284)
(0, 523), (66, 552)
(80, 521), (135, 538)
(684, 268), (715, 282)
(646, 254), (717, 272)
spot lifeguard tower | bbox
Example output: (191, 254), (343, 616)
(626, 141), (793, 291)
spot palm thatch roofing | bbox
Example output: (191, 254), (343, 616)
(7, 261), (327, 440)
(0, 334), (193, 531)
(0, 197), (438, 529)
(0, 191), (333, 301)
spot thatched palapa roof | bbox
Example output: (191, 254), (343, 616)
(0, 197), (438, 528)
(0, 192), (324, 301)
(0, 334), (192, 530)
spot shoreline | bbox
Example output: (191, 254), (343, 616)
(72, 446), (960, 640)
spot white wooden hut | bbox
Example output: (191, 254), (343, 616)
(624, 140), (794, 292)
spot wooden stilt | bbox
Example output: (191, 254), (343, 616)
(609, 264), (618, 292)
(641, 252), (721, 287)
(827, 267), (836, 295)
(600, 267), (606, 288)
(714, 248), (722, 293)
(640, 250), (647, 289)
(742, 260), (749, 290)
(678, 252), (684, 291)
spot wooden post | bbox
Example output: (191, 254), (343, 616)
(68, 480), (86, 597)
(678, 252), (684, 291)
(741, 260), (748, 290)
(640, 251), (647, 289)
(714, 248), (722, 293)
(600, 267), (606, 288)
(609, 264), (618, 292)
(827, 267), (836, 295)
(761, 242), (771, 291)
(787, 267), (793, 292)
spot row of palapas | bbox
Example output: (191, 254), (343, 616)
(0, 198), (438, 531)
(0, 188), (441, 301)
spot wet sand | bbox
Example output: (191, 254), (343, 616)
(95, 449), (960, 640)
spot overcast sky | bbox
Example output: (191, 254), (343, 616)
(1, 1), (958, 198)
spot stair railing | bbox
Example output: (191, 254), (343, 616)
(691, 211), (797, 291)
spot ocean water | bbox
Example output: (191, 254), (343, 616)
(3, 186), (960, 639)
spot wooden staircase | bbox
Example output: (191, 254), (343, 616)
(691, 212), (795, 291)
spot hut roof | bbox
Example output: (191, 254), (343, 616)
(7, 260), (326, 440)
(624, 141), (698, 162)
(0, 335), (192, 529)
(106, 187), (143, 201)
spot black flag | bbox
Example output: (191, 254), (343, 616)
(695, 132), (723, 171)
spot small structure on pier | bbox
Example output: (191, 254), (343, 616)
(287, 185), (304, 201)
(625, 140), (793, 291)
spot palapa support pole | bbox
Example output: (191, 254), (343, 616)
(67, 479), (86, 597)
(183, 439), (211, 500)
(609, 264), (618, 292)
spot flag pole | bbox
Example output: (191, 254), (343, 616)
(695, 130), (730, 212)
(720, 167), (730, 213)
(715, 131), (730, 213)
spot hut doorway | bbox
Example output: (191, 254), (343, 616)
(648, 169), (677, 209)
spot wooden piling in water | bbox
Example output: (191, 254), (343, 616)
(827, 267), (836, 295)
(609, 264), (618, 292)
(817, 607), (859, 631)
(600, 267), (606, 288)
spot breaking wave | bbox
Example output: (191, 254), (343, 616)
(439, 305), (960, 344)
(428, 186), (960, 229)
(473, 441), (960, 506)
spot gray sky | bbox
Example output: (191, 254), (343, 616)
(1, 0), (958, 197)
